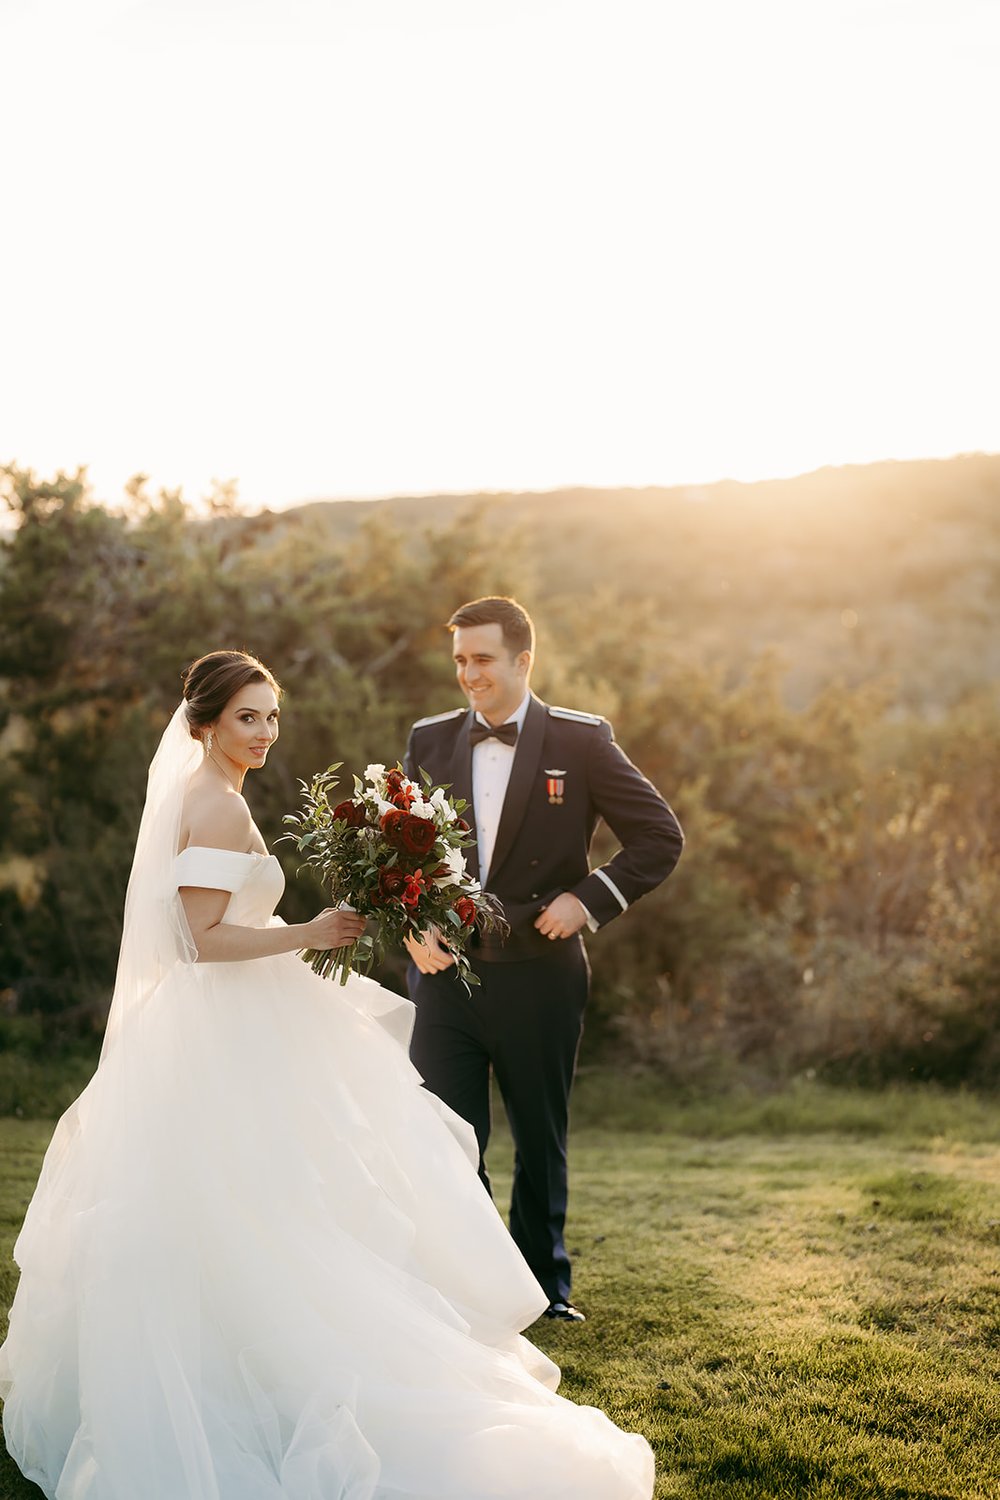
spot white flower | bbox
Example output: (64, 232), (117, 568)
(364, 763), (386, 785)
(434, 844), (467, 887)
(430, 787), (453, 819)
(410, 796), (435, 820)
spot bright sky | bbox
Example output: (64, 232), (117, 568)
(2, 0), (998, 510)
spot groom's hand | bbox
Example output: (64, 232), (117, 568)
(404, 926), (457, 974)
(534, 892), (589, 941)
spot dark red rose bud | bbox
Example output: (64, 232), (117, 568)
(380, 809), (409, 846)
(333, 799), (367, 827)
(454, 896), (477, 927)
(378, 866), (408, 899)
(384, 770), (417, 810)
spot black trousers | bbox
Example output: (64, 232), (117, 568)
(407, 943), (589, 1305)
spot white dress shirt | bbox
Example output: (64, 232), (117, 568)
(471, 693), (531, 883)
(471, 694), (596, 930)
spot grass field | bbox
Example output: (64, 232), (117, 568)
(2, 1077), (998, 1499)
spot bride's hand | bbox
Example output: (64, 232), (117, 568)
(302, 908), (367, 950)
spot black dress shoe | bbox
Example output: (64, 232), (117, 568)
(543, 1300), (586, 1323)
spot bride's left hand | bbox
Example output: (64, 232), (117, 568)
(303, 907), (368, 950)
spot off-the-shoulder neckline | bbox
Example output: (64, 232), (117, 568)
(176, 845), (273, 861)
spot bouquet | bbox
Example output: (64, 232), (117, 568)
(282, 761), (506, 986)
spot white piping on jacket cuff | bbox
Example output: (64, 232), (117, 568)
(594, 868), (628, 913)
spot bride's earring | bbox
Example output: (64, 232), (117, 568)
(205, 730), (214, 753)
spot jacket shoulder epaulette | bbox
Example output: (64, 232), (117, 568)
(547, 705), (605, 726)
(411, 707), (467, 730)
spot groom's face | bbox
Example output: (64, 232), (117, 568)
(452, 623), (531, 726)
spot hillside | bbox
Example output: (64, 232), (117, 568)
(243, 454), (1000, 710)
(2, 455), (997, 1083)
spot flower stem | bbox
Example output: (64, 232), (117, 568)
(301, 944), (356, 983)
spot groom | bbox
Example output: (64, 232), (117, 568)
(403, 596), (683, 1322)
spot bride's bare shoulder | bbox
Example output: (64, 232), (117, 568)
(181, 774), (253, 854)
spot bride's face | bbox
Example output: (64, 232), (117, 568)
(211, 681), (281, 774)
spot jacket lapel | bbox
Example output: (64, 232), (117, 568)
(487, 694), (547, 884)
(448, 710), (479, 884)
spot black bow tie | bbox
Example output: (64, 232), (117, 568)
(469, 720), (518, 748)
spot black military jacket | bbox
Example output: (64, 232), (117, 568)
(404, 693), (684, 962)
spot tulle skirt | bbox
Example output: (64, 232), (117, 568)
(0, 949), (654, 1499)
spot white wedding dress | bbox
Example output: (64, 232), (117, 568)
(0, 828), (654, 1497)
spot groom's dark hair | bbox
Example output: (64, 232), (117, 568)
(447, 596), (535, 658)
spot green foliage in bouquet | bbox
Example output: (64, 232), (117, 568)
(282, 761), (506, 986)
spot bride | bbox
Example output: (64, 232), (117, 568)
(0, 650), (655, 1500)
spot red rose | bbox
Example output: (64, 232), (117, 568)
(380, 809), (409, 845)
(454, 896), (477, 927)
(401, 815), (436, 856)
(382, 809), (436, 858)
(378, 866), (408, 900)
(333, 799), (367, 828)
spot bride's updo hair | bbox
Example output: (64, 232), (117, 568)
(183, 650), (282, 741)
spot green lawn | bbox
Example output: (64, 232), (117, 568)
(2, 1079), (999, 1499)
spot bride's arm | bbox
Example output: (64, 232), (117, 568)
(180, 887), (363, 963)
(179, 797), (365, 964)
